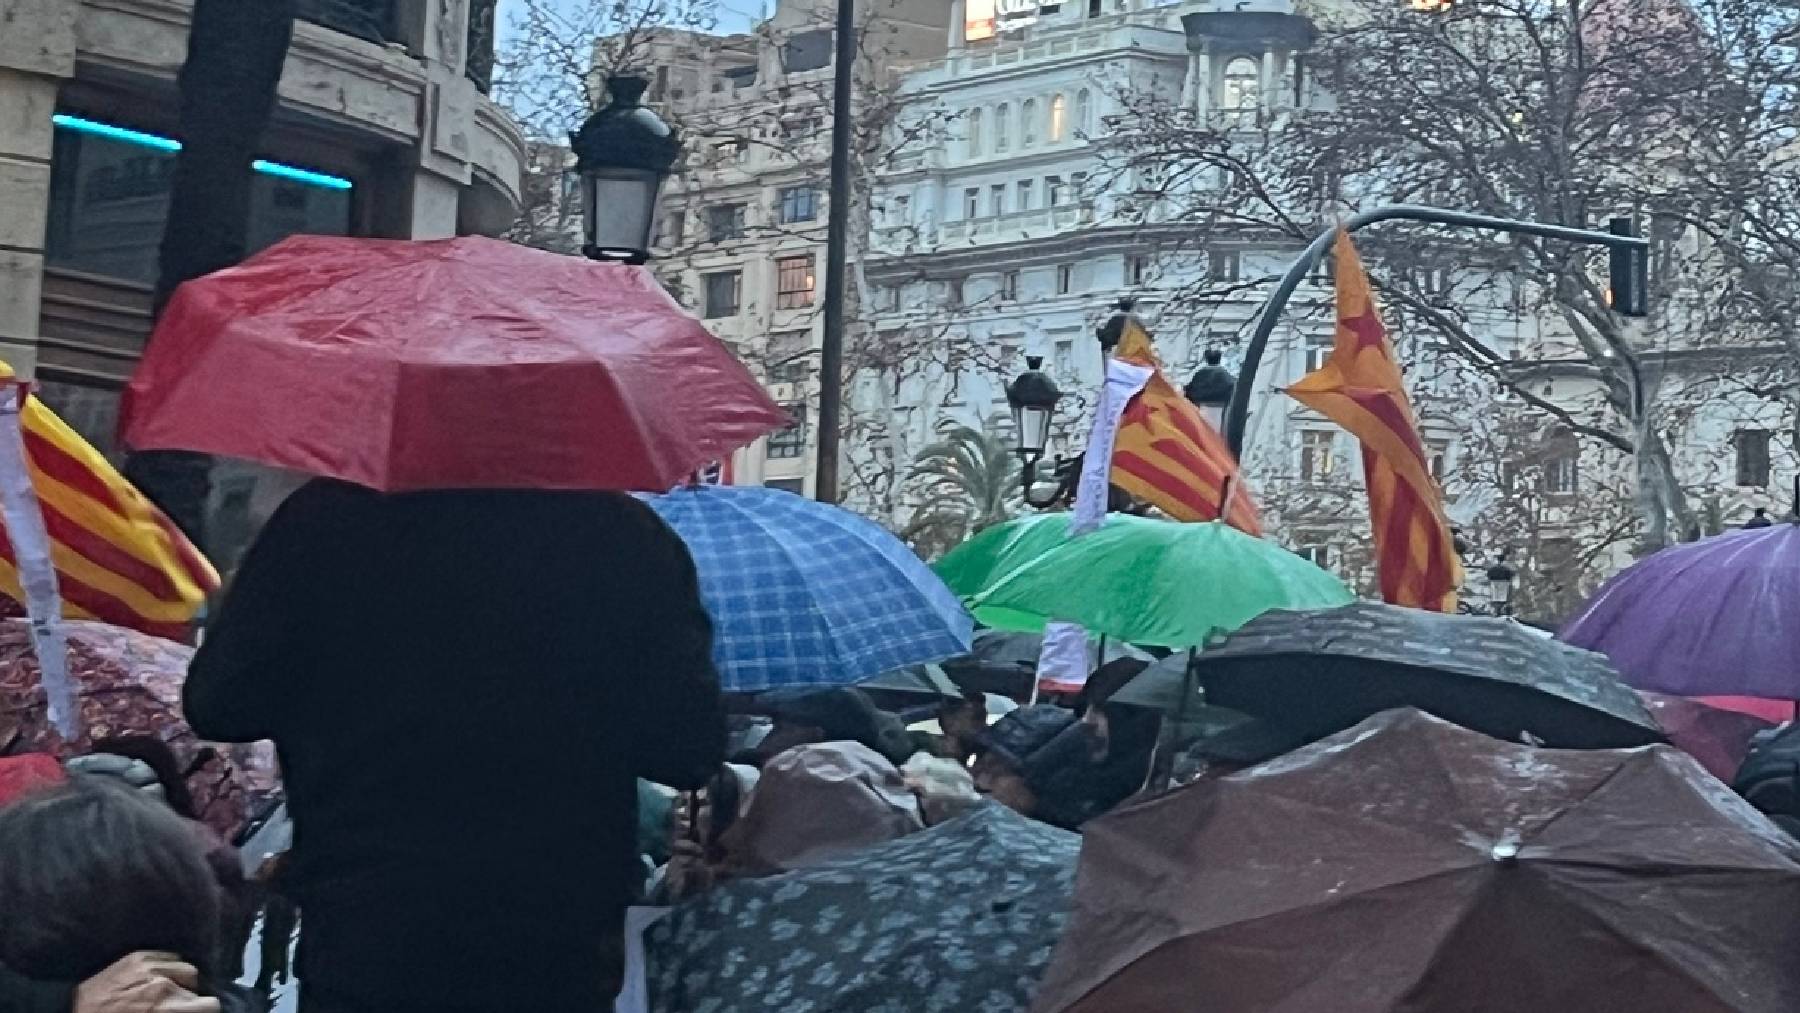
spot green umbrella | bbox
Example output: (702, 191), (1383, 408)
(967, 515), (1353, 649)
(932, 514), (1079, 630)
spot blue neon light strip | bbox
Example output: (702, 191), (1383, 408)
(52, 114), (354, 191)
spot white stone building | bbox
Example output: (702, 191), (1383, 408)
(613, 0), (952, 495)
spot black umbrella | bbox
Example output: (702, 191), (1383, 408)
(858, 663), (963, 710)
(646, 804), (1077, 1013)
(942, 630), (1153, 697)
(1196, 602), (1663, 749)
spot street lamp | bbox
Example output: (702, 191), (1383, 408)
(1006, 355), (1063, 505)
(1183, 348), (1237, 431)
(1486, 552), (1518, 617)
(570, 75), (681, 265)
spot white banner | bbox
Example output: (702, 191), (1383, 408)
(0, 385), (74, 737)
(1036, 356), (1153, 694)
(1071, 357), (1153, 535)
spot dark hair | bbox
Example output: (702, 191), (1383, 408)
(704, 766), (743, 853)
(0, 776), (225, 984)
(89, 734), (198, 819)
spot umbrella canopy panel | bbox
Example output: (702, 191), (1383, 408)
(1199, 602), (1662, 750)
(0, 619), (279, 839)
(643, 485), (972, 692)
(122, 235), (789, 493)
(968, 516), (1352, 648)
(648, 804), (1078, 1013)
(1560, 524), (1800, 699)
(1033, 708), (1800, 1013)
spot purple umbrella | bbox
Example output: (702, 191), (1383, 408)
(1560, 522), (1800, 699)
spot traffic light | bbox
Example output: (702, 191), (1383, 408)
(1608, 216), (1648, 318)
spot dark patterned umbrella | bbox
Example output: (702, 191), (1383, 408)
(0, 618), (280, 839)
(1197, 602), (1662, 749)
(647, 804), (1077, 1013)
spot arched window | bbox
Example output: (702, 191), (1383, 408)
(967, 107), (984, 157)
(1075, 89), (1093, 135)
(995, 103), (1011, 151)
(1049, 93), (1067, 141)
(1221, 57), (1262, 112)
(1021, 98), (1039, 147)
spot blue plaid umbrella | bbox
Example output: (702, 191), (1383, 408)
(642, 485), (974, 692)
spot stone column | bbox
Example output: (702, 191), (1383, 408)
(393, 0), (479, 239)
(1194, 49), (1211, 118)
(0, 1), (77, 378)
(1260, 49), (1276, 115)
(949, 0), (967, 51)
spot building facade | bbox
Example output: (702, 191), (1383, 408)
(1, 0), (527, 563)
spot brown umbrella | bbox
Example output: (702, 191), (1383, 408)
(1032, 708), (1800, 1013)
(0, 619), (279, 840)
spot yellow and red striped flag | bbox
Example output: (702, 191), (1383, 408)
(1109, 317), (1262, 534)
(1287, 231), (1462, 610)
(0, 363), (218, 640)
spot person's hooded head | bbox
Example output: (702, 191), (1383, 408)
(757, 687), (914, 764)
(972, 705), (1080, 818)
(719, 741), (922, 875)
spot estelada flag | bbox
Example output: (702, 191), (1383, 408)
(1287, 231), (1462, 611)
(1110, 317), (1262, 534)
(0, 363), (218, 639)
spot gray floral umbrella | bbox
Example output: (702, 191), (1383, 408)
(647, 804), (1077, 1013)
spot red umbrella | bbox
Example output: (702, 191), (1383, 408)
(0, 619), (279, 840)
(1639, 690), (1777, 782)
(121, 236), (787, 493)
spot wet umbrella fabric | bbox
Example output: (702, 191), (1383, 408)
(1032, 708), (1800, 1013)
(642, 485), (972, 693)
(966, 516), (1352, 648)
(1639, 690), (1776, 783)
(1197, 602), (1662, 749)
(647, 803), (1077, 1013)
(940, 629), (1152, 698)
(1560, 524), (1800, 699)
(121, 235), (788, 493)
(0, 619), (279, 839)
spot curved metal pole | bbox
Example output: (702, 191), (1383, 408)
(1222, 204), (1651, 458)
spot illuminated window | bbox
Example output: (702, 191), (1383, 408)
(1221, 57), (1261, 112)
(1049, 94), (1067, 141)
(1300, 430), (1336, 481)
(775, 254), (816, 309)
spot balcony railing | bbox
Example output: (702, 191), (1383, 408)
(939, 202), (1095, 243)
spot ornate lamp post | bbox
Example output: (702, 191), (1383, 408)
(1183, 348), (1237, 431)
(569, 75), (681, 265)
(1005, 355), (1065, 507)
(1486, 551), (1518, 617)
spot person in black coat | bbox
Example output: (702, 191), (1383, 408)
(184, 480), (726, 1013)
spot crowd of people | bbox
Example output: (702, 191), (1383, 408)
(0, 479), (1175, 1013)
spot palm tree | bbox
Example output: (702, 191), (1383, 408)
(901, 423), (1022, 556)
